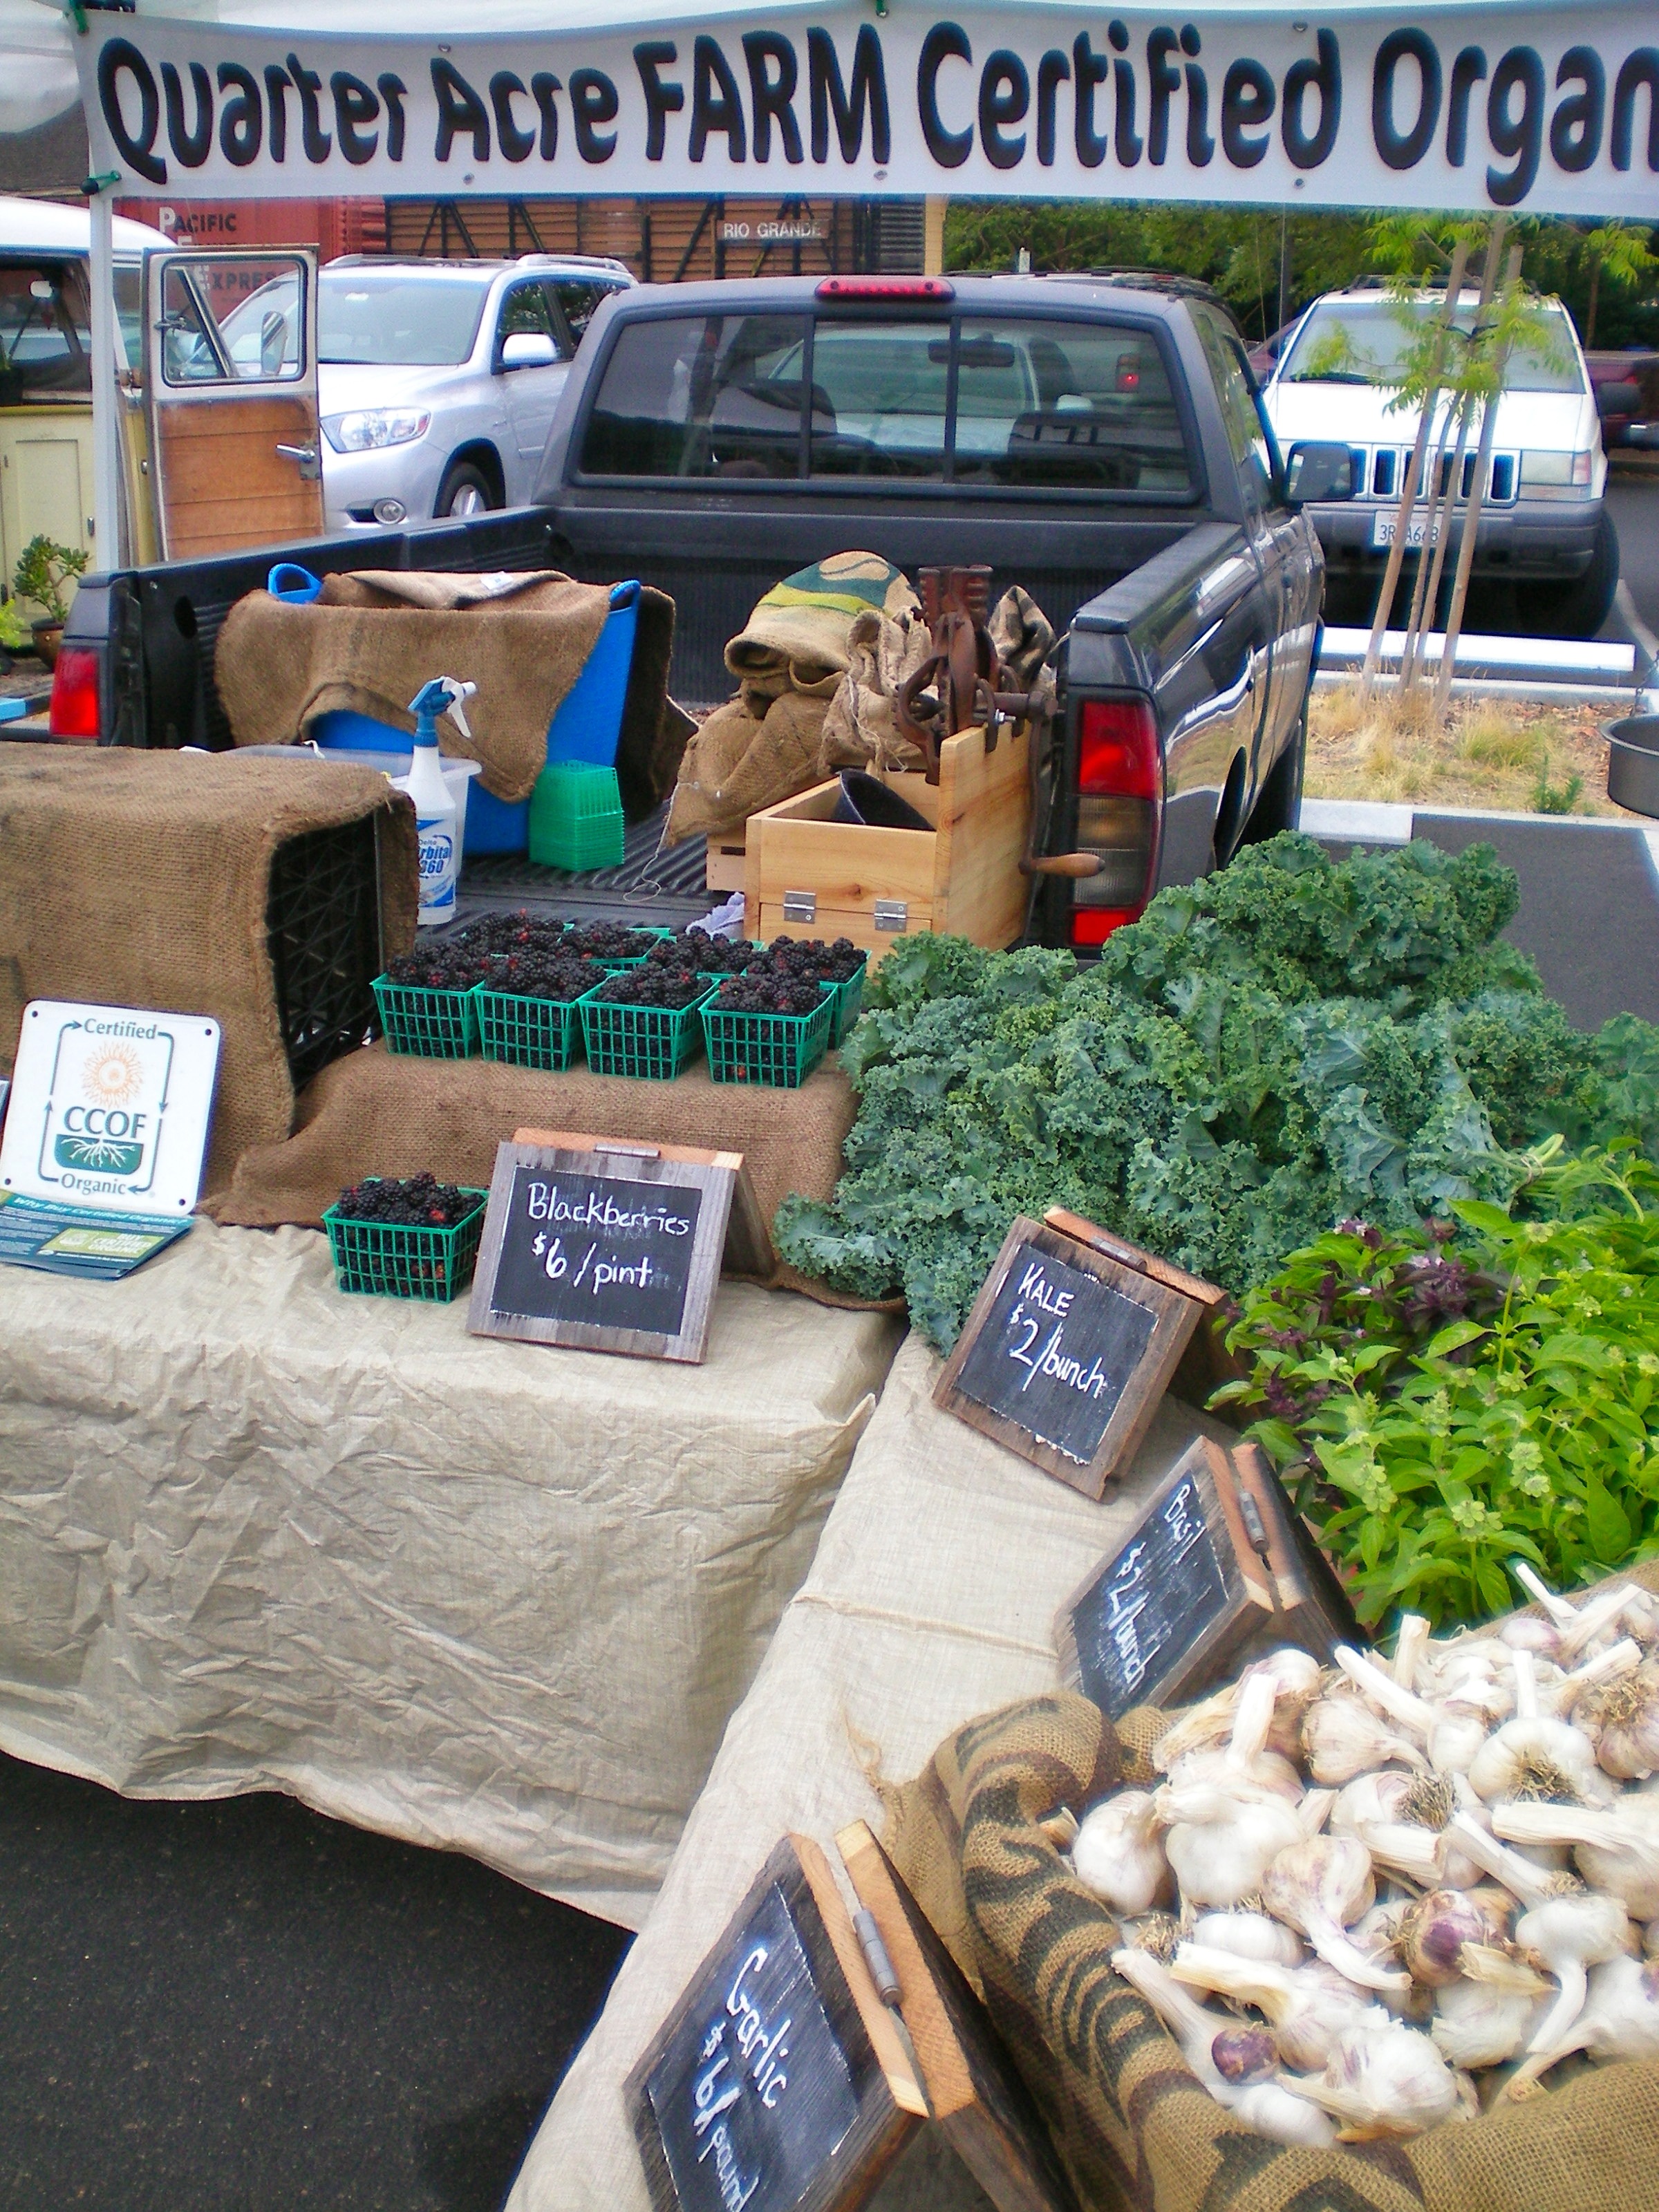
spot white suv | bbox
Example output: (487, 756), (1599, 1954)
(1261, 283), (1613, 637)
(223, 253), (632, 531)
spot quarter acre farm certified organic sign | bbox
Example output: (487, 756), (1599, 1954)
(77, 4), (1655, 217)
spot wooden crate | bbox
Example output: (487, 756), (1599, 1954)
(704, 833), (748, 895)
(743, 722), (1031, 961)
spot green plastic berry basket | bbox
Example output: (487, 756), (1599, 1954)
(579, 978), (717, 1081)
(475, 983), (590, 1072)
(702, 982), (836, 1088)
(323, 1185), (490, 1301)
(827, 955), (869, 1046)
(371, 973), (479, 1059)
(529, 762), (626, 872)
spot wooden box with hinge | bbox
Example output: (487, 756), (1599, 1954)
(742, 720), (1033, 962)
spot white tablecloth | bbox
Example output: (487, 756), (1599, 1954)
(0, 1219), (901, 1927)
(509, 1331), (1230, 2208)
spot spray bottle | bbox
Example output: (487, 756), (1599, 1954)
(404, 677), (476, 926)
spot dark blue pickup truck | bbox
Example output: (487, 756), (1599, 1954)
(50, 268), (1354, 946)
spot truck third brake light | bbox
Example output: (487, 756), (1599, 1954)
(815, 277), (955, 303)
(1071, 696), (1159, 948)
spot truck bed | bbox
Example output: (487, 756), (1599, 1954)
(456, 801), (712, 932)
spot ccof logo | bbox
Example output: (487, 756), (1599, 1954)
(54, 1037), (149, 1173)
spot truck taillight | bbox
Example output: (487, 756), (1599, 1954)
(1071, 697), (1160, 948)
(49, 647), (101, 740)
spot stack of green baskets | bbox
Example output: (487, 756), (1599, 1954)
(323, 1185), (490, 1300)
(529, 762), (626, 872)
(702, 981), (836, 1087)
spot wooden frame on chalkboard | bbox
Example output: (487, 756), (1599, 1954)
(626, 1833), (928, 2212)
(468, 1136), (752, 1363)
(510, 1128), (776, 1277)
(1054, 1436), (1362, 1720)
(838, 1822), (1079, 2212)
(934, 1215), (1214, 1500)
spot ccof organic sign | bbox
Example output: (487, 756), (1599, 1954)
(77, 4), (1656, 216)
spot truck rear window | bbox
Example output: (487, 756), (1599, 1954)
(0, 263), (90, 402)
(580, 312), (1193, 493)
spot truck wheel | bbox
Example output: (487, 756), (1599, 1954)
(1239, 708), (1307, 848)
(435, 460), (498, 520)
(1515, 512), (1619, 640)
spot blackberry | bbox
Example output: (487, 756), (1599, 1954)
(559, 921), (663, 962)
(592, 967), (711, 1009)
(476, 948), (606, 1002)
(334, 1172), (476, 1226)
(384, 940), (494, 990)
(713, 973), (827, 1015)
(749, 935), (863, 984)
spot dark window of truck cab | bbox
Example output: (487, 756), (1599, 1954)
(951, 318), (1193, 493)
(0, 263), (90, 403)
(580, 313), (809, 478)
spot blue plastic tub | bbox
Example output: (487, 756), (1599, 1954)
(310, 579), (639, 857)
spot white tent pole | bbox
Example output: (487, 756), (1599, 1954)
(88, 181), (124, 574)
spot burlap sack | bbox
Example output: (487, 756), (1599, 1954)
(664, 689), (833, 847)
(887, 1574), (1659, 2212)
(215, 572), (693, 818)
(723, 551), (918, 691)
(203, 1041), (901, 1313)
(0, 749), (416, 1191)
(818, 584), (1059, 776)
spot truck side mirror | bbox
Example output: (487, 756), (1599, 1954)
(1284, 441), (1357, 506)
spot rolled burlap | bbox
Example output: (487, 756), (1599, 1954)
(664, 688), (834, 847)
(885, 1571), (1659, 2212)
(215, 572), (693, 818)
(0, 749), (416, 1192)
(203, 1042), (900, 1311)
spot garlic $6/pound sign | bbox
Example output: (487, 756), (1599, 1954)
(1066, 1566), (1659, 2139)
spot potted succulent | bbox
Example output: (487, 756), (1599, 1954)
(11, 534), (88, 669)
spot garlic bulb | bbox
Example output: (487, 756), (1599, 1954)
(1170, 1943), (1385, 2070)
(1073, 1790), (1171, 1918)
(1302, 1686), (1427, 1784)
(1392, 1615), (1432, 1691)
(1398, 1888), (1511, 1987)
(1577, 1658), (1659, 1782)
(1494, 1797), (1659, 1922)
(1503, 1953), (1659, 2097)
(1152, 1648), (1322, 1772)
(1260, 1835), (1409, 1994)
(1500, 1614), (1563, 1659)
(1466, 1649), (1610, 1808)
(1332, 1644), (1485, 1777)
(1280, 2020), (1459, 2137)
(1515, 1888), (1633, 2056)
(1557, 1582), (1642, 1663)
(1156, 1675), (1306, 1909)
(1189, 1909), (1303, 1969)
(1331, 1768), (1417, 1835)
(1431, 1976), (1546, 2070)
(1109, 1949), (1338, 2146)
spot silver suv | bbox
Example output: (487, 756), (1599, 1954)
(225, 253), (632, 532)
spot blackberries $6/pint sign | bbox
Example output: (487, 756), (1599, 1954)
(935, 1213), (1219, 1499)
(82, 8), (1656, 219)
(467, 1134), (770, 1363)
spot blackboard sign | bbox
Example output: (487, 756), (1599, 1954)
(1056, 1436), (1364, 1718)
(628, 1835), (927, 2212)
(935, 1216), (1212, 1499)
(468, 1136), (764, 1363)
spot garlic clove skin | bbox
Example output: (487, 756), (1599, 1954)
(1280, 2020), (1460, 2137)
(1303, 1689), (1428, 1785)
(1432, 1978), (1546, 2070)
(1171, 1944), (1385, 2070)
(1073, 1790), (1172, 1919)
(1155, 1781), (1306, 1911)
(1262, 1836), (1411, 1994)
(1189, 1909), (1304, 1969)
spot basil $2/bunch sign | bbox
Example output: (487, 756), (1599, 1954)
(468, 1136), (758, 1362)
(935, 1213), (1214, 1499)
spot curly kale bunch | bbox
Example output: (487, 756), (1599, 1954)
(776, 834), (1659, 1349)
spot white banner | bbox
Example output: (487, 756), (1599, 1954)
(76, 6), (1658, 216)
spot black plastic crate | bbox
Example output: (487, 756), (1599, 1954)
(264, 814), (385, 1089)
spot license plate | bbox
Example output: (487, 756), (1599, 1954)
(1371, 509), (1442, 551)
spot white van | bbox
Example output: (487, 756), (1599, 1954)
(0, 194), (169, 604)
(1261, 283), (1613, 637)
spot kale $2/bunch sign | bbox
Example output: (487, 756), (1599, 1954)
(935, 1212), (1217, 1499)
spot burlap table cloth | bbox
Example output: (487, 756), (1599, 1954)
(204, 1042), (895, 1308)
(215, 569), (693, 816)
(0, 1216), (901, 1924)
(0, 749), (415, 1191)
(883, 1573), (1659, 2212)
